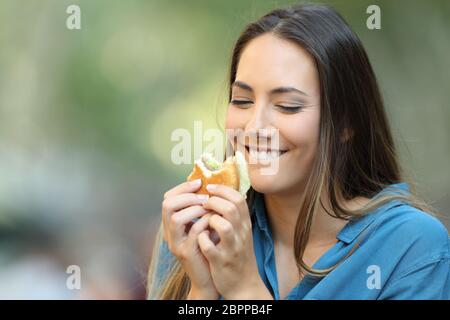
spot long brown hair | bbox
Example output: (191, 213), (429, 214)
(147, 3), (437, 299)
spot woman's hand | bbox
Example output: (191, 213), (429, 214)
(197, 184), (273, 299)
(161, 179), (219, 300)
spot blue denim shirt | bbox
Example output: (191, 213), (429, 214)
(251, 182), (450, 300)
(154, 182), (450, 299)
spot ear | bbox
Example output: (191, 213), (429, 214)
(340, 127), (354, 143)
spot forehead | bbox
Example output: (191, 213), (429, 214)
(235, 33), (319, 95)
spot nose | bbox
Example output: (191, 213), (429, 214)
(244, 100), (276, 146)
(245, 99), (272, 133)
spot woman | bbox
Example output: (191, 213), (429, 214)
(147, 4), (450, 299)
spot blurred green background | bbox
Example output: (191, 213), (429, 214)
(0, 0), (449, 298)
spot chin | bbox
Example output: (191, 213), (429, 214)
(249, 167), (307, 196)
(248, 168), (284, 194)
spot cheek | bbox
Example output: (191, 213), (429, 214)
(283, 113), (320, 178)
(225, 107), (246, 130)
(283, 112), (320, 151)
(284, 121), (319, 183)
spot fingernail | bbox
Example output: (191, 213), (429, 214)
(196, 194), (209, 203)
(206, 184), (216, 191)
(190, 179), (201, 187)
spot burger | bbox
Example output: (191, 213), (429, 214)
(187, 151), (251, 198)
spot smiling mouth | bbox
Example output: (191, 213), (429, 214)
(244, 145), (288, 161)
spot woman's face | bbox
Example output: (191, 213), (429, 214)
(226, 33), (321, 195)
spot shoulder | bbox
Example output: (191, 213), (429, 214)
(376, 204), (449, 251)
(369, 204), (450, 299)
(354, 203), (450, 295)
(362, 202), (450, 267)
(159, 239), (176, 263)
(151, 239), (176, 286)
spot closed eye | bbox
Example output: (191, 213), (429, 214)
(275, 105), (303, 113)
(231, 100), (304, 113)
(230, 99), (253, 107)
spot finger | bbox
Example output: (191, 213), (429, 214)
(185, 213), (212, 248)
(162, 193), (209, 228)
(205, 184), (248, 216)
(163, 179), (202, 200)
(168, 205), (209, 247)
(202, 196), (240, 228)
(208, 214), (235, 248)
(161, 180), (203, 242)
(198, 230), (220, 263)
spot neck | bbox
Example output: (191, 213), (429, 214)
(263, 184), (349, 249)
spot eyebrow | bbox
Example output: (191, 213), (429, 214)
(232, 81), (308, 96)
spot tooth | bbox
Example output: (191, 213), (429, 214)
(248, 148), (284, 163)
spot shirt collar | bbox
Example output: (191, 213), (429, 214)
(251, 191), (271, 235)
(251, 182), (410, 244)
(336, 182), (410, 244)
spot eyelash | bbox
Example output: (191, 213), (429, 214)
(230, 100), (252, 106)
(230, 100), (303, 113)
